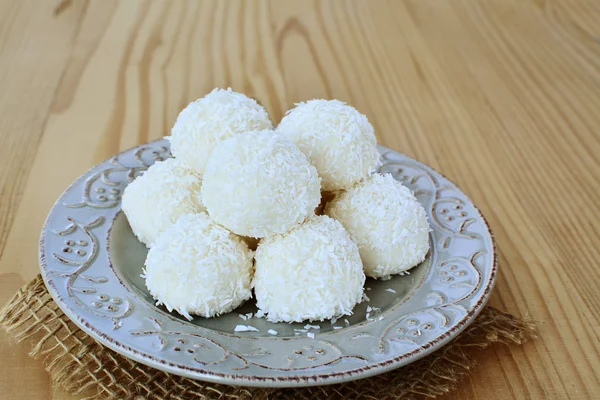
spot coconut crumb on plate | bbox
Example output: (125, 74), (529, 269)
(304, 324), (320, 330)
(234, 325), (259, 332)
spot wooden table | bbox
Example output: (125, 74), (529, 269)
(1, 0), (599, 398)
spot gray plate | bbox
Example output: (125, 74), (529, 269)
(39, 140), (496, 388)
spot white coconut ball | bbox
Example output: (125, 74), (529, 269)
(122, 158), (205, 247)
(325, 173), (430, 278)
(254, 215), (365, 323)
(277, 99), (380, 191)
(169, 88), (273, 175)
(202, 130), (321, 238)
(143, 213), (254, 320)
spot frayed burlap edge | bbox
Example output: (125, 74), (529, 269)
(1, 276), (536, 400)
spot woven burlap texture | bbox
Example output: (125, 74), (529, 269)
(1, 276), (536, 400)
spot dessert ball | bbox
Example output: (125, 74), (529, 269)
(169, 88), (272, 175)
(201, 130), (321, 238)
(254, 215), (365, 322)
(277, 99), (379, 191)
(325, 173), (430, 278)
(143, 213), (254, 320)
(122, 158), (205, 247)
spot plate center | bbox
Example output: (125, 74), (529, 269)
(109, 212), (431, 337)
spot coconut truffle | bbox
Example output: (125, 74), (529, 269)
(169, 88), (273, 175)
(325, 173), (430, 278)
(143, 213), (253, 320)
(202, 130), (321, 238)
(121, 158), (205, 247)
(277, 99), (380, 191)
(254, 215), (365, 322)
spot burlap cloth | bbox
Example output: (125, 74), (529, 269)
(0, 276), (536, 400)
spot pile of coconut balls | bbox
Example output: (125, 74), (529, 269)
(122, 88), (430, 323)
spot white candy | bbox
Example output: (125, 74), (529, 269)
(277, 99), (380, 191)
(254, 215), (365, 322)
(169, 88), (272, 175)
(325, 173), (430, 278)
(121, 158), (205, 247)
(202, 130), (321, 238)
(143, 213), (253, 320)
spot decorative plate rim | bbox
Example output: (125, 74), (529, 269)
(39, 139), (497, 388)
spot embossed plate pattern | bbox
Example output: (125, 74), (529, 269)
(39, 140), (496, 387)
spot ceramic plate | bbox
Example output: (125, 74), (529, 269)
(39, 140), (496, 388)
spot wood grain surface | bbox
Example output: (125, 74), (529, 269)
(1, 0), (599, 399)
